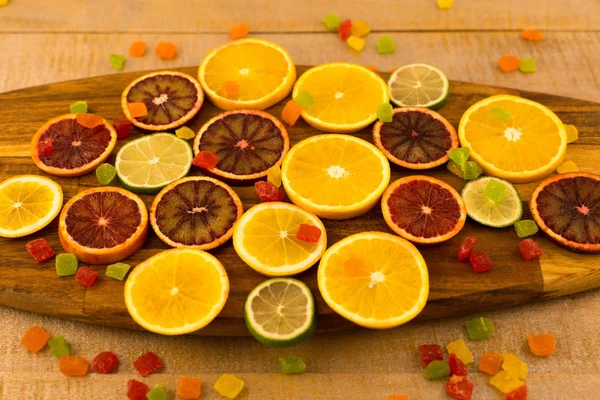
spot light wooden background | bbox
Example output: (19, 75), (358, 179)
(1, 1), (600, 399)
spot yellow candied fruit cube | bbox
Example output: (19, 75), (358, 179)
(502, 354), (528, 380)
(565, 124), (579, 143)
(556, 160), (579, 174)
(437, 0), (454, 9)
(446, 339), (474, 365)
(351, 20), (371, 38)
(0, 0), (9, 6)
(214, 374), (244, 399)
(490, 370), (524, 394)
(267, 166), (282, 188)
(347, 36), (365, 52)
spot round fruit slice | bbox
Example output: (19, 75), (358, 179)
(115, 133), (193, 194)
(459, 95), (567, 183)
(292, 62), (389, 133)
(198, 38), (296, 110)
(244, 278), (316, 346)
(530, 172), (600, 253)
(318, 232), (428, 329)
(233, 202), (327, 276)
(461, 177), (523, 228)
(387, 63), (450, 109)
(31, 114), (117, 177)
(151, 176), (243, 249)
(193, 110), (290, 183)
(381, 176), (466, 244)
(58, 187), (148, 264)
(125, 248), (229, 335)
(121, 71), (204, 131)
(0, 175), (63, 238)
(373, 107), (458, 169)
(281, 134), (391, 220)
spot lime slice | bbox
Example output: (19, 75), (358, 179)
(244, 278), (316, 347)
(461, 177), (523, 228)
(115, 133), (193, 194)
(388, 63), (449, 109)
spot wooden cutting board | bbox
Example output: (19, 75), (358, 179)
(1, 66), (600, 337)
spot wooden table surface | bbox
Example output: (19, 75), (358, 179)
(1, 1), (600, 399)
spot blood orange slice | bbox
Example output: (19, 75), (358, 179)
(58, 187), (148, 264)
(121, 71), (204, 131)
(193, 110), (290, 184)
(530, 172), (600, 253)
(373, 107), (458, 169)
(382, 175), (467, 244)
(31, 114), (117, 177)
(150, 176), (243, 249)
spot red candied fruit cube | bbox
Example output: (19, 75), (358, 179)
(296, 223), (322, 243)
(92, 351), (119, 374)
(419, 344), (444, 366)
(26, 238), (55, 262)
(113, 117), (133, 139)
(469, 252), (493, 273)
(519, 239), (543, 260)
(38, 138), (53, 157)
(192, 151), (219, 170)
(75, 266), (98, 288)
(457, 236), (477, 261)
(445, 375), (474, 400)
(338, 19), (352, 41)
(449, 353), (468, 376)
(127, 379), (149, 400)
(133, 352), (163, 376)
(255, 181), (283, 202)
(506, 384), (527, 400)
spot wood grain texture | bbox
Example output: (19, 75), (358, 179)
(1, 66), (599, 336)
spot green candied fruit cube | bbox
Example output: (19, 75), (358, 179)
(465, 317), (495, 340)
(519, 58), (537, 73)
(109, 54), (126, 71)
(490, 108), (513, 122)
(69, 101), (88, 114)
(484, 179), (506, 203)
(95, 163), (117, 185)
(48, 336), (71, 359)
(376, 103), (393, 123)
(294, 91), (315, 108)
(175, 126), (196, 140)
(424, 360), (450, 380)
(376, 35), (396, 54)
(514, 219), (539, 238)
(56, 253), (78, 276)
(447, 160), (465, 178)
(146, 384), (167, 400)
(322, 13), (341, 30)
(463, 161), (483, 180)
(106, 262), (131, 281)
(279, 356), (306, 374)
(448, 147), (470, 167)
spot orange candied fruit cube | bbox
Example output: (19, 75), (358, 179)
(155, 42), (177, 60)
(129, 41), (147, 57)
(388, 396), (409, 400)
(221, 81), (241, 97)
(229, 24), (249, 40)
(344, 257), (366, 276)
(127, 102), (148, 118)
(528, 334), (556, 356)
(177, 376), (202, 399)
(76, 113), (104, 129)
(365, 65), (380, 72)
(281, 99), (303, 126)
(521, 29), (545, 41)
(20, 326), (51, 353)
(478, 352), (504, 375)
(498, 55), (520, 73)
(59, 355), (89, 376)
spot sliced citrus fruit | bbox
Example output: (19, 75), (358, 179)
(461, 177), (523, 228)
(30, 114), (117, 177)
(292, 62), (389, 133)
(244, 278), (316, 346)
(387, 63), (449, 109)
(121, 71), (204, 131)
(281, 134), (391, 220)
(58, 187), (148, 264)
(150, 176), (243, 249)
(193, 110), (290, 183)
(381, 176), (466, 244)
(198, 38), (296, 110)
(459, 95), (567, 183)
(373, 107), (458, 169)
(233, 202), (327, 276)
(115, 133), (193, 194)
(531, 172), (600, 253)
(125, 248), (229, 335)
(318, 231), (428, 329)
(0, 175), (63, 238)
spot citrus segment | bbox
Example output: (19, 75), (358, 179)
(388, 63), (449, 109)
(461, 177), (523, 228)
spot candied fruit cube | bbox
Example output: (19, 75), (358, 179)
(483, 179), (506, 203)
(506, 384), (528, 400)
(344, 257), (366, 276)
(424, 360), (450, 380)
(464, 317), (495, 340)
(48, 336), (70, 359)
(502, 354), (528, 379)
(521, 29), (544, 41)
(129, 41), (147, 57)
(490, 370), (524, 394)
(365, 65), (380, 72)
(281, 99), (303, 126)
(279, 356), (306, 374)
(296, 224), (322, 243)
(76, 113), (104, 129)
(255, 181), (283, 202)
(469, 252), (493, 273)
(498, 55), (520, 73)
(491, 108), (513, 121)
(322, 13), (341, 31)
(376, 103), (393, 123)
(56, 253), (78, 276)
(419, 344), (444, 366)
(229, 24), (249, 40)
(377, 35), (396, 54)
(565, 124), (578, 143)
(193, 151), (219, 169)
(178, 377), (202, 399)
(351, 20), (370, 37)
(109, 54), (126, 71)
(437, 0), (454, 9)
(448, 147), (470, 167)
(0, 0), (9, 7)
(92, 351), (119, 374)
(96, 163), (117, 185)
(155, 42), (177, 60)
(514, 220), (538, 238)
(519, 239), (543, 260)
(221, 81), (241, 98)
(294, 91), (315, 107)
(37, 138), (53, 157)
(387, 396), (409, 400)
(457, 236), (477, 261)
(445, 375), (474, 400)
(127, 102), (148, 118)
(176, 126), (196, 140)
(463, 161), (482, 180)
(26, 238), (55, 262)
(127, 379), (149, 400)
(75, 266), (98, 288)
(519, 58), (537, 73)
(214, 374), (244, 399)
(133, 351), (163, 376)
(347, 35), (365, 52)
(528, 334), (556, 356)
(446, 339), (473, 365)
(478, 353), (503, 375)
(20, 326), (51, 353)
(106, 262), (131, 281)
(69, 101), (88, 114)
(59, 355), (89, 376)
(448, 353), (467, 377)
(147, 384), (167, 400)
(447, 160), (465, 178)
(338, 19), (352, 41)
(267, 166), (282, 188)
(556, 160), (579, 173)
(113, 117), (133, 139)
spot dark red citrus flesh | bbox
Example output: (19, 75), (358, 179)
(126, 74), (199, 125)
(65, 191), (142, 248)
(196, 113), (285, 176)
(154, 179), (239, 246)
(38, 119), (112, 169)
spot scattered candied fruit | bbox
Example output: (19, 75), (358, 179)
(129, 41), (147, 57)
(502, 354), (528, 380)
(437, 0), (454, 9)
(192, 151), (219, 169)
(519, 239), (543, 260)
(214, 374), (245, 399)
(75, 266), (98, 287)
(446, 339), (473, 365)
(20, 326), (51, 353)
(294, 91), (315, 108)
(55, 253), (78, 277)
(48, 336), (70, 359)
(419, 344), (444, 366)
(133, 351), (163, 376)
(498, 55), (520, 73)
(528, 334), (556, 356)
(445, 375), (474, 400)
(338, 19), (352, 41)
(457, 236), (477, 261)
(127, 102), (148, 118)
(506, 384), (528, 400)
(519, 58), (537, 73)
(322, 13), (342, 31)
(59, 355), (89, 376)
(229, 24), (249, 40)
(147, 384), (168, 400)
(37, 138), (53, 157)
(127, 379), (149, 400)
(424, 360), (450, 380)
(491, 108), (514, 121)
(365, 65), (380, 72)
(76, 113), (104, 129)
(178, 377), (202, 399)
(377, 35), (396, 54)
(113, 117), (133, 139)
(176, 126), (196, 140)
(106, 262), (131, 281)
(478, 353), (503, 375)
(490, 370), (524, 394)
(26, 238), (55, 262)
(351, 20), (370, 37)
(556, 160), (579, 174)
(267, 166), (282, 188)
(464, 317), (495, 340)
(449, 147), (470, 167)
(347, 35), (365, 52)
(255, 181), (283, 202)
(521, 29), (544, 41)
(514, 220), (538, 238)
(69, 100), (88, 114)
(109, 54), (126, 71)
(296, 224), (322, 243)
(281, 99), (303, 126)
(565, 124), (579, 143)
(96, 163), (117, 185)
(92, 351), (119, 374)
(155, 42), (177, 60)
(387, 396), (409, 400)
(221, 80), (241, 97)
(448, 353), (467, 376)
(279, 356), (306, 374)
(376, 103), (393, 123)
(469, 252), (493, 273)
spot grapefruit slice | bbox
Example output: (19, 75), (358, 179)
(373, 107), (458, 169)
(31, 114), (117, 177)
(382, 176), (467, 244)
(150, 176), (243, 249)
(530, 172), (600, 253)
(58, 187), (148, 264)
(121, 71), (204, 131)
(193, 110), (290, 184)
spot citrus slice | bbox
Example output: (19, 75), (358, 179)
(150, 176), (243, 249)
(58, 187), (148, 264)
(459, 95), (567, 183)
(244, 278), (316, 346)
(115, 133), (193, 194)
(373, 107), (458, 169)
(30, 114), (117, 177)
(281, 134), (391, 220)
(125, 248), (229, 335)
(461, 177), (523, 228)
(387, 63), (449, 109)
(0, 175), (63, 238)
(121, 71), (204, 131)
(193, 110), (290, 183)
(292, 62), (389, 133)
(233, 202), (327, 276)
(531, 172), (600, 253)
(318, 232), (428, 329)
(381, 176), (466, 244)
(198, 38), (296, 110)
